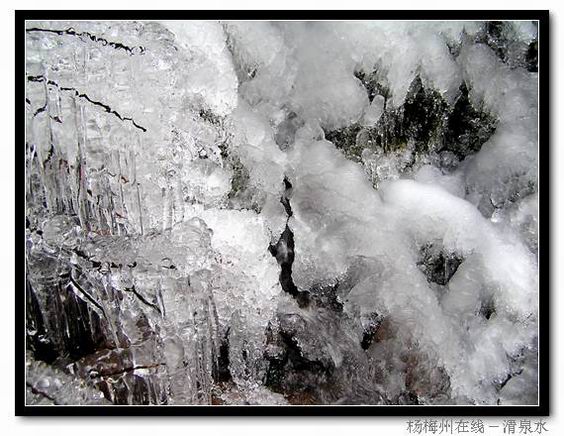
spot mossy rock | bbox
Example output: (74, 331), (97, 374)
(325, 76), (498, 167)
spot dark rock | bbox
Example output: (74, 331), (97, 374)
(269, 177), (310, 308)
(442, 82), (498, 159)
(402, 75), (448, 151)
(525, 40), (538, 73)
(325, 75), (450, 159)
(479, 296), (496, 320)
(477, 21), (538, 72)
(417, 243), (463, 286)
(324, 123), (365, 161)
(360, 312), (384, 350)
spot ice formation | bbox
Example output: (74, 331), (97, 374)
(25, 20), (539, 406)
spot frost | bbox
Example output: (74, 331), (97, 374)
(25, 19), (539, 406)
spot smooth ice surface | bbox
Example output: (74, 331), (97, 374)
(25, 20), (539, 405)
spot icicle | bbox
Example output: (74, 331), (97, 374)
(130, 141), (144, 235)
(115, 150), (127, 236)
(73, 97), (90, 231)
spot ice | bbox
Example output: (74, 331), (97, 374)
(459, 43), (538, 216)
(25, 19), (539, 405)
(26, 353), (111, 405)
(189, 206), (282, 386)
(413, 164), (466, 198)
(326, 21), (470, 106)
(160, 21), (238, 117)
(361, 95), (386, 126)
(182, 159), (233, 207)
